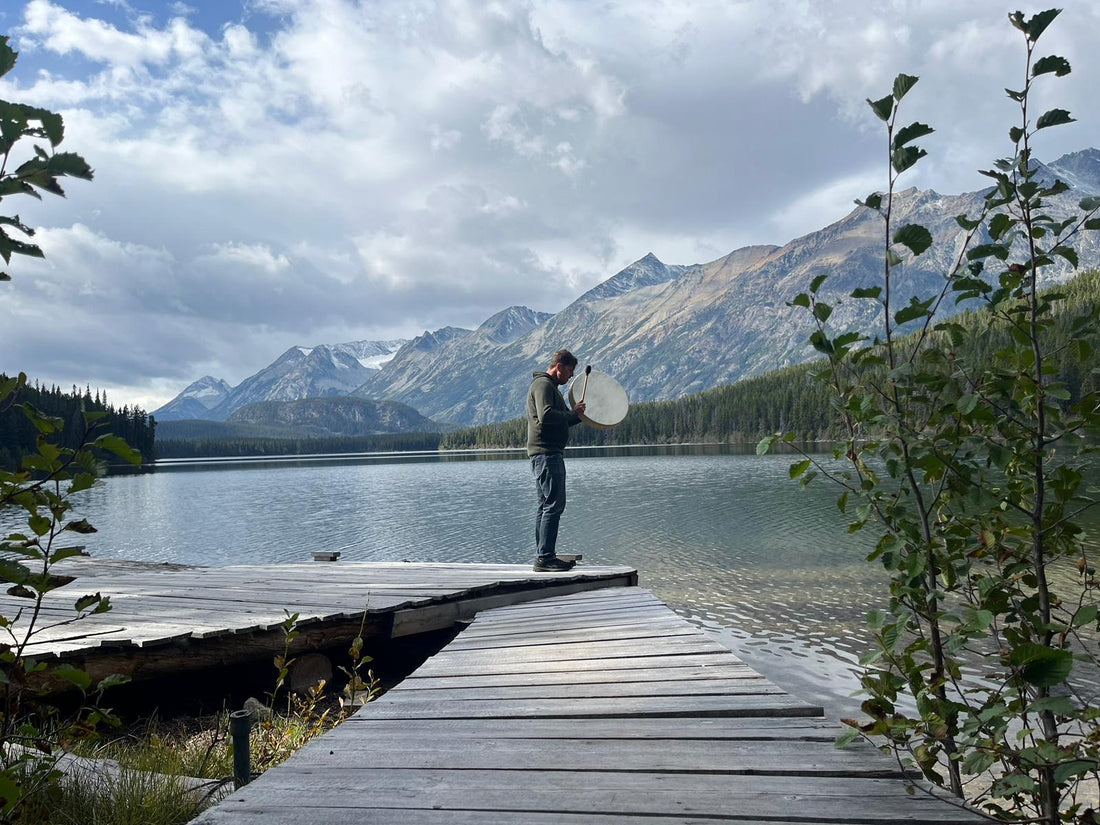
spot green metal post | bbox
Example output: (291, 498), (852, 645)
(230, 709), (252, 788)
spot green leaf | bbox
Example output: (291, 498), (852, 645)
(68, 472), (97, 494)
(892, 145), (926, 174)
(1011, 643), (1073, 687)
(92, 433), (142, 464)
(52, 664), (92, 691)
(789, 293), (810, 309)
(892, 73), (919, 101)
(867, 94), (893, 122)
(1028, 695), (1076, 716)
(20, 404), (63, 435)
(893, 224), (933, 256)
(28, 514), (52, 537)
(894, 297), (932, 325)
(1033, 54), (1071, 77)
(0, 559), (30, 586)
(756, 435), (778, 456)
(810, 274), (828, 293)
(993, 772), (1038, 796)
(955, 214), (982, 231)
(49, 546), (87, 564)
(1036, 108), (1075, 130)
(1020, 8), (1061, 42)
(1054, 760), (1097, 785)
(893, 122), (933, 150)
(835, 727), (860, 749)
(967, 243), (1009, 262)
(789, 459), (812, 479)
(0, 35), (16, 79)
(813, 302), (832, 323)
(96, 672), (131, 691)
(988, 212), (1013, 240)
(859, 192), (882, 210)
(1051, 246), (1079, 268)
(962, 749), (996, 775)
(1072, 604), (1097, 627)
(1009, 126), (1024, 144)
(956, 394), (979, 415)
(851, 286), (881, 299)
(63, 518), (97, 534)
(809, 330), (833, 355)
(74, 592), (105, 612)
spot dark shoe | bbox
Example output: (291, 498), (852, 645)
(533, 556), (576, 572)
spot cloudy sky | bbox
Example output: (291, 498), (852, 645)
(2, 0), (1098, 411)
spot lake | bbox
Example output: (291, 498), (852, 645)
(13, 445), (1100, 719)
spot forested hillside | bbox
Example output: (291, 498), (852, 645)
(155, 431), (440, 459)
(441, 269), (1100, 450)
(0, 379), (156, 466)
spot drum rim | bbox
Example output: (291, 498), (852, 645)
(567, 369), (628, 429)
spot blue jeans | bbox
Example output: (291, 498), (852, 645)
(531, 453), (566, 560)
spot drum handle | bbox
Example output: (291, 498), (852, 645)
(579, 365), (591, 403)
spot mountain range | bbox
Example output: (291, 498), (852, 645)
(155, 340), (407, 422)
(154, 148), (1100, 431)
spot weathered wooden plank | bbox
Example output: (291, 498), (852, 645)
(379, 678), (782, 702)
(196, 807), (862, 825)
(404, 651), (736, 678)
(419, 636), (733, 669)
(357, 692), (821, 719)
(200, 770), (982, 823)
(443, 619), (698, 650)
(449, 614), (681, 642)
(295, 728), (904, 776)
(393, 663), (757, 690)
(337, 715), (843, 740)
(390, 576), (637, 637)
(469, 593), (660, 621)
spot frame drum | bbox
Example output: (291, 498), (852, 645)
(568, 369), (629, 429)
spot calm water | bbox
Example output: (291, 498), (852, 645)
(14, 446), (1100, 718)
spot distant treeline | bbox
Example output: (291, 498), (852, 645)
(155, 431), (442, 459)
(441, 269), (1100, 450)
(0, 378), (157, 466)
(439, 363), (829, 450)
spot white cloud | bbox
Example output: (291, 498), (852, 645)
(2, 0), (1098, 410)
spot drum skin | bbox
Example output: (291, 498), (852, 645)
(568, 369), (629, 429)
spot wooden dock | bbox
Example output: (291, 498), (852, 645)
(196, 586), (985, 824)
(6, 559), (636, 687)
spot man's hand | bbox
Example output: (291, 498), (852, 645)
(573, 400), (587, 417)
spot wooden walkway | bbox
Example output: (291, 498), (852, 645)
(6, 559), (635, 687)
(196, 587), (984, 824)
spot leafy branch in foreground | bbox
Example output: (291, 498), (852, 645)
(1, 33), (140, 822)
(761, 8), (1100, 824)
(0, 35), (93, 283)
(1, 373), (141, 819)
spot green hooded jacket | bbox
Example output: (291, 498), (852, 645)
(526, 371), (581, 456)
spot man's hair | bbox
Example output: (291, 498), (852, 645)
(549, 349), (578, 368)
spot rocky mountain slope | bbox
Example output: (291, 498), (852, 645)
(153, 339), (407, 421)
(156, 148), (1100, 430)
(152, 375), (232, 421)
(226, 396), (444, 437)
(350, 150), (1100, 426)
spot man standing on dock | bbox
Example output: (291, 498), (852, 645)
(527, 349), (586, 572)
